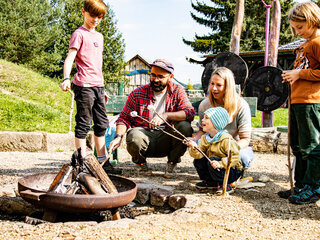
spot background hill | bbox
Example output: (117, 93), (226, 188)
(0, 59), (74, 133)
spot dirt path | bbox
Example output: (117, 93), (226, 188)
(0, 150), (319, 239)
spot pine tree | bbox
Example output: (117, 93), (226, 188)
(183, 0), (294, 54)
(0, 0), (62, 74)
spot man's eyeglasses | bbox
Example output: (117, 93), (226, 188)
(150, 73), (170, 80)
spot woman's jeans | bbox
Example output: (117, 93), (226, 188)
(241, 146), (254, 169)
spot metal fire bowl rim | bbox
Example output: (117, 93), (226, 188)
(18, 172), (136, 196)
(17, 172), (137, 213)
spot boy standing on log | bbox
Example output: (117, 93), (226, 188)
(280, 2), (320, 204)
(60, 0), (113, 171)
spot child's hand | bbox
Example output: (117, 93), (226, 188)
(282, 70), (300, 84)
(183, 138), (197, 149)
(60, 79), (71, 91)
(210, 160), (222, 169)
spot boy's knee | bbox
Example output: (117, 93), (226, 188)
(75, 125), (91, 139)
(93, 125), (107, 137)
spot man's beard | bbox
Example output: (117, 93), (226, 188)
(151, 81), (168, 92)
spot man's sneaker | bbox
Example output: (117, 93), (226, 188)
(164, 162), (177, 179)
(195, 181), (219, 190)
(216, 184), (234, 194)
(288, 185), (320, 204)
(136, 162), (152, 176)
(278, 186), (303, 199)
(102, 161), (123, 175)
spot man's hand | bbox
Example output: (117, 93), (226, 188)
(108, 137), (122, 153)
(60, 79), (71, 91)
(149, 113), (168, 128)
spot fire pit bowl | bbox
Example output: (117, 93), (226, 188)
(18, 172), (137, 214)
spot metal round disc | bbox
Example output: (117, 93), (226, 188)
(244, 66), (288, 112)
(201, 52), (248, 94)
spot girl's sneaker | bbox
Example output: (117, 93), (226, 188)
(278, 186), (303, 199)
(216, 184), (234, 194)
(288, 185), (320, 204)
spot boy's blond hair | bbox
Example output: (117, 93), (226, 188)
(208, 67), (240, 121)
(84, 0), (107, 18)
(288, 2), (320, 37)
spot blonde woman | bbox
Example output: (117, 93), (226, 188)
(194, 67), (253, 181)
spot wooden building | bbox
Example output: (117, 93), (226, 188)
(123, 54), (189, 95)
(124, 54), (151, 95)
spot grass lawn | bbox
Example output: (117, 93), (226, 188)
(251, 108), (288, 128)
(0, 59), (75, 133)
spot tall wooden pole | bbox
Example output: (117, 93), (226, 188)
(229, 0), (244, 55)
(262, 0), (278, 127)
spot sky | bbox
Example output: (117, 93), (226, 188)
(106, 0), (209, 85)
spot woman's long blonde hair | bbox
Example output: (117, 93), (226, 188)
(208, 67), (240, 121)
(288, 2), (320, 37)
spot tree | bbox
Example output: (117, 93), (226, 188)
(0, 0), (62, 74)
(53, 0), (126, 84)
(183, 0), (295, 54)
(0, 0), (126, 84)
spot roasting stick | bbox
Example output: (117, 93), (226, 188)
(145, 106), (214, 164)
(68, 89), (74, 133)
(100, 150), (114, 168)
(130, 111), (184, 141)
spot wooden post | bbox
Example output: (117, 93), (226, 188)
(262, 0), (280, 127)
(222, 138), (232, 196)
(287, 86), (294, 194)
(229, 0), (244, 55)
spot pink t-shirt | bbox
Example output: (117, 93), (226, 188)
(69, 26), (104, 87)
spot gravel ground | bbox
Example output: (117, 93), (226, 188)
(0, 149), (320, 240)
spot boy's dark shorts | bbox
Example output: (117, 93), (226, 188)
(72, 84), (108, 139)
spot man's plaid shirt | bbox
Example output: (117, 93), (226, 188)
(116, 81), (195, 129)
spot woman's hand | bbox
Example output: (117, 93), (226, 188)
(282, 69), (300, 84)
(210, 160), (222, 169)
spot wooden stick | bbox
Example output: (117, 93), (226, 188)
(151, 110), (213, 163)
(48, 164), (70, 192)
(287, 85), (294, 194)
(68, 90), (74, 133)
(222, 137), (232, 196)
(100, 150), (114, 168)
(84, 154), (118, 194)
(135, 114), (184, 141)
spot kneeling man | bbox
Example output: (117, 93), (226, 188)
(108, 59), (195, 178)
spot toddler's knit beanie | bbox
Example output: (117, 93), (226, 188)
(204, 107), (230, 131)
